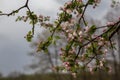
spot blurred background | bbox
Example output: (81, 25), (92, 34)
(0, 0), (120, 79)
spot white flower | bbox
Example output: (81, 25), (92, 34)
(73, 31), (77, 37)
(78, 31), (83, 36)
(62, 69), (67, 73)
(104, 49), (108, 53)
(100, 61), (103, 67)
(84, 26), (89, 32)
(68, 33), (73, 38)
(66, 30), (69, 33)
(66, 9), (72, 13)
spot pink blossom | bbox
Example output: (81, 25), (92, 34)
(59, 7), (66, 11)
(94, 0), (101, 3)
(106, 21), (115, 26)
(63, 62), (70, 67)
(59, 51), (63, 56)
(39, 15), (43, 19)
(79, 38), (83, 42)
(104, 49), (108, 53)
(89, 67), (93, 74)
(98, 41), (104, 46)
(68, 33), (73, 39)
(66, 1), (72, 6)
(108, 66), (112, 73)
(66, 66), (71, 70)
(84, 26), (90, 32)
(76, 0), (82, 3)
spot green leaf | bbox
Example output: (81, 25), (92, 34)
(84, 54), (89, 58)
(15, 10), (19, 13)
(65, 41), (74, 53)
(88, 0), (95, 5)
(96, 59), (100, 65)
(105, 66), (110, 72)
(93, 67), (97, 72)
(77, 8), (83, 14)
(45, 41), (51, 47)
(88, 25), (96, 35)
(102, 33), (109, 40)
(16, 16), (22, 22)
(26, 31), (33, 42)
(0, 11), (2, 13)
(44, 48), (48, 53)
(55, 36), (61, 39)
(52, 39), (56, 45)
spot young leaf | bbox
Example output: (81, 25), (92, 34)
(88, 0), (95, 5)
(25, 31), (33, 42)
(88, 25), (96, 35)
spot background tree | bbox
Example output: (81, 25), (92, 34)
(103, 3), (120, 76)
(0, 72), (3, 78)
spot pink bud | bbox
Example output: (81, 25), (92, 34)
(106, 22), (115, 26)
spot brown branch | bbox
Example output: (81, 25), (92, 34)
(47, 52), (55, 72)
(78, 1), (89, 23)
(51, 20), (62, 37)
(26, 6), (35, 35)
(74, 0), (90, 61)
(0, 6), (25, 16)
(0, 0), (29, 16)
(109, 23), (120, 39)
(85, 55), (96, 66)
(25, 0), (29, 7)
(82, 17), (87, 26)
(0, 0), (36, 35)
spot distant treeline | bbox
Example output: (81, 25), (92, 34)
(0, 72), (120, 80)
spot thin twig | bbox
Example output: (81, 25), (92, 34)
(0, 0), (29, 16)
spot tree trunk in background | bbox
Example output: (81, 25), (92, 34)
(117, 29), (120, 64)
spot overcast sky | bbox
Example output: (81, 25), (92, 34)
(0, 0), (119, 76)
(0, 0), (63, 76)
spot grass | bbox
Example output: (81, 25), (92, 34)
(0, 72), (120, 80)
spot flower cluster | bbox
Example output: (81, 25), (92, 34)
(20, 0), (119, 74)
(34, 0), (119, 74)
